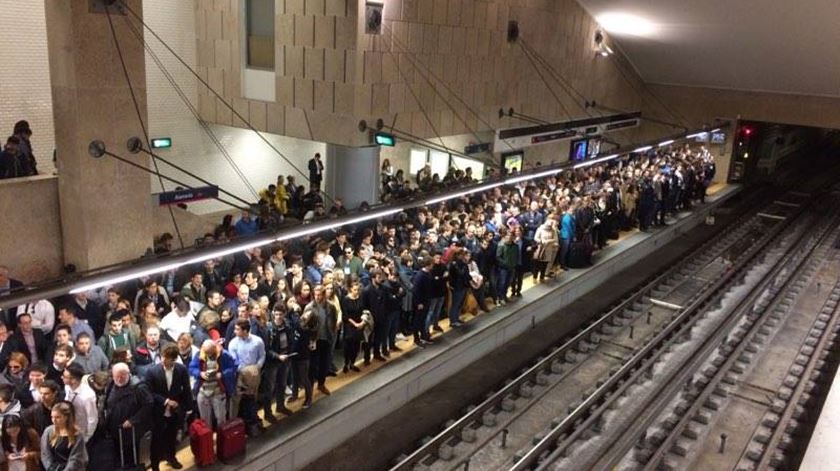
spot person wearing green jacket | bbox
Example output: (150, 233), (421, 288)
(495, 232), (519, 305)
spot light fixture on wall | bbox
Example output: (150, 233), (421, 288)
(594, 31), (614, 57)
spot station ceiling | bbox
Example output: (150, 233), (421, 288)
(577, 0), (840, 98)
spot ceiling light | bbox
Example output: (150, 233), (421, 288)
(426, 182), (505, 205)
(505, 169), (559, 185)
(658, 140), (674, 147)
(597, 12), (658, 37)
(633, 146), (653, 153)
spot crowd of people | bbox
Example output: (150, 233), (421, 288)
(0, 143), (717, 470)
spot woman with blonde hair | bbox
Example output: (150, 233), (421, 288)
(40, 401), (87, 471)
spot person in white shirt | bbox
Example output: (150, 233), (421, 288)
(61, 362), (98, 441)
(159, 297), (195, 342)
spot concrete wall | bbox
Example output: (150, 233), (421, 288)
(649, 84), (840, 131)
(0, 0), (55, 175)
(0, 176), (63, 282)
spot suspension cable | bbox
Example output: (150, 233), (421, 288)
(121, 14), (260, 201)
(105, 8), (184, 249)
(118, 0), (333, 204)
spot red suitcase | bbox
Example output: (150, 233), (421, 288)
(189, 418), (216, 466)
(216, 418), (247, 461)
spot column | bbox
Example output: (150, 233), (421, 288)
(46, 0), (153, 270)
(325, 144), (381, 209)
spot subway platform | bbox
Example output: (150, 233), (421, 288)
(178, 184), (742, 471)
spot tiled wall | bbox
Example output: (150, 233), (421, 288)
(194, 0), (660, 149)
(0, 0), (56, 175)
(144, 0), (327, 215)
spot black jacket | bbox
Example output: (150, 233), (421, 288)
(104, 375), (154, 434)
(10, 329), (49, 365)
(362, 283), (388, 321)
(145, 362), (193, 419)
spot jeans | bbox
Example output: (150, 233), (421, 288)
(495, 267), (512, 300)
(559, 239), (571, 268)
(387, 310), (401, 349)
(424, 297), (445, 334)
(197, 389), (227, 429)
(448, 288), (467, 323)
(274, 360), (291, 407)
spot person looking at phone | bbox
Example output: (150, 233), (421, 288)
(1, 414), (40, 471)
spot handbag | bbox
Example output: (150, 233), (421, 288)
(533, 244), (546, 261)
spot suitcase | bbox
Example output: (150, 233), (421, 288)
(216, 417), (247, 462)
(117, 426), (151, 470)
(189, 418), (216, 466)
(567, 241), (592, 268)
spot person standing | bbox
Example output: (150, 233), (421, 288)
(61, 364), (97, 444)
(227, 319), (265, 436)
(447, 249), (470, 327)
(495, 232), (518, 305)
(361, 270), (388, 362)
(146, 345), (192, 471)
(410, 258), (434, 346)
(308, 153), (324, 190)
(189, 341), (237, 430)
(262, 306), (293, 417)
(302, 286), (337, 397)
(340, 282), (364, 372)
(103, 363), (153, 468)
(40, 402), (88, 471)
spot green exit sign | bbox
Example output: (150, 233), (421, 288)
(374, 132), (396, 147)
(151, 137), (172, 149)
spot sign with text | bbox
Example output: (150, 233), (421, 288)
(157, 186), (219, 206)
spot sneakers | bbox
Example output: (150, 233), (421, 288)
(395, 333), (408, 342)
(451, 321), (464, 327)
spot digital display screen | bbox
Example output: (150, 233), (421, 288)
(570, 138), (588, 161)
(502, 152), (524, 173)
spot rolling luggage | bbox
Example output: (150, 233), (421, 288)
(189, 418), (216, 466)
(216, 417), (247, 462)
(116, 426), (151, 470)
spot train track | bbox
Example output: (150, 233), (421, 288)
(621, 203), (840, 471)
(389, 191), (813, 471)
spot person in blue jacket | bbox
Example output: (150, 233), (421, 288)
(189, 340), (238, 429)
(559, 202), (577, 270)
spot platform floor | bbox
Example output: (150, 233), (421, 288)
(799, 359), (840, 470)
(169, 183), (739, 471)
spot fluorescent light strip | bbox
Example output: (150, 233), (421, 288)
(69, 208), (404, 295)
(685, 132), (704, 139)
(505, 169), (560, 185)
(425, 182), (504, 205)
(70, 262), (184, 294)
(633, 146), (653, 153)
(573, 154), (618, 169)
(658, 140), (674, 147)
(710, 128), (721, 133)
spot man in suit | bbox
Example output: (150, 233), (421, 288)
(11, 312), (49, 365)
(308, 152), (324, 189)
(146, 344), (192, 471)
